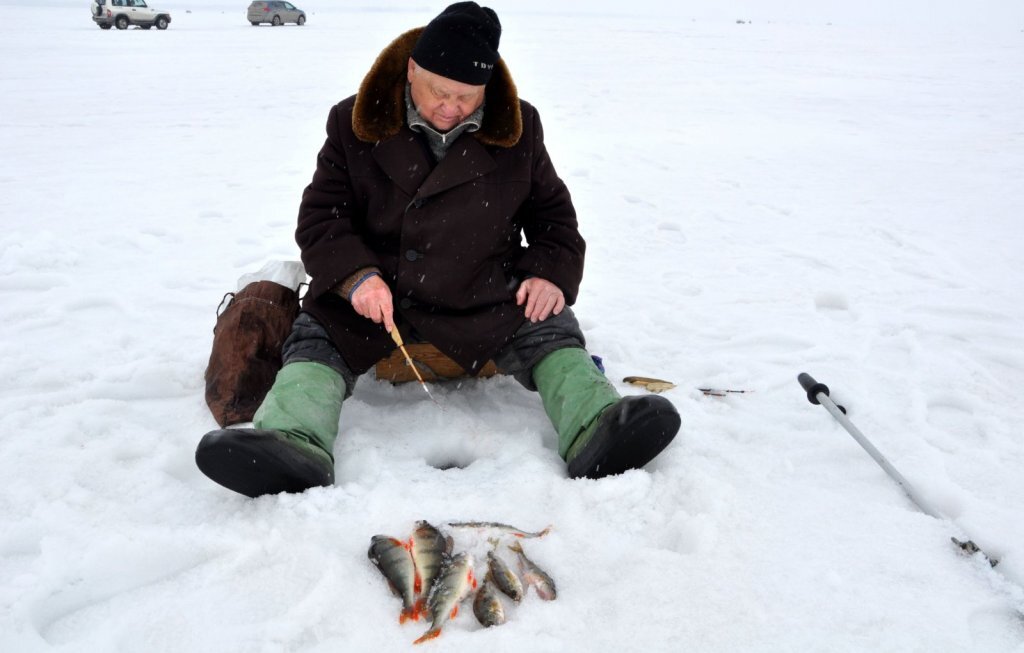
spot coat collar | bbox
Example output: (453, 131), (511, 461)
(371, 128), (498, 199)
(352, 27), (522, 148)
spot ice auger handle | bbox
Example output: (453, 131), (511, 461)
(797, 372), (831, 405)
(798, 373), (846, 413)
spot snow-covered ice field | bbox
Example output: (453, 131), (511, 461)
(2, 1), (1024, 651)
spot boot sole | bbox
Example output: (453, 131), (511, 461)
(567, 395), (680, 479)
(195, 429), (334, 498)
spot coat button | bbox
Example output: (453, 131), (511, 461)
(405, 249), (421, 261)
(399, 298), (413, 309)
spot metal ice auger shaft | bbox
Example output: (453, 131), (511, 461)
(797, 373), (944, 520)
(797, 372), (997, 566)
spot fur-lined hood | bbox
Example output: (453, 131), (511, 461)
(352, 27), (522, 148)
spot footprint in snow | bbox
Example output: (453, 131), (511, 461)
(814, 292), (849, 312)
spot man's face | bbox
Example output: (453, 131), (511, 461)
(407, 59), (487, 133)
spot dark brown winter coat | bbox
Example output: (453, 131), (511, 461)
(297, 27), (585, 375)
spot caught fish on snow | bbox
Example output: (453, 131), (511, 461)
(486, 549), (524, 602)
(367, 535), (420, 623)
(623, 375), (677, 393)
(414, 552), (477, 644)
(446, 521), (552, 539)
(508, 541), (557, 601)
(410, 520), (452, 614)
(472, 578), (506, 627)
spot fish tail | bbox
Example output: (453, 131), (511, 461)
(400, 604), (421, 624)
(413, 628), (441, 645)
(412, 597), (427, 621)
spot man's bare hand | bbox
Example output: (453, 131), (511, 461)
(515, 277), (565, 323)
(350, 275), (395, 333)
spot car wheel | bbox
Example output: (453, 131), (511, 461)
(99, 24), (112, 29)
(272, 15), (281, 26)
(297, 15), (305, 25)
(115, 15), (129, 30)
(250, 21), (259, 26)
(156, 16), (168, 30)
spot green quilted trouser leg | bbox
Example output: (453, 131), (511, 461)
(533, 347), (620, 460)
(253, 361), (346, 462)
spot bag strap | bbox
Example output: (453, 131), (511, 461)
(213, 280), (304, 328)
(215, 291), (235, 318)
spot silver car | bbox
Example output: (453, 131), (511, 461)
(247, 1), (305, 26)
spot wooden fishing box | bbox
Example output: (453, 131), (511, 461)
(374, 343), (499, 383)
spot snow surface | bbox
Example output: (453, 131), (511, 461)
(2, 1), (1024, 651)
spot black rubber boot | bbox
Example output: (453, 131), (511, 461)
(566, 395), (680, 479)
(195, 428), (335, 498)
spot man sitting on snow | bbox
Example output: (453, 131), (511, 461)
(194, 1), (681, 497)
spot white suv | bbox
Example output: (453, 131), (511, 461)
(91, 0), (171, 30)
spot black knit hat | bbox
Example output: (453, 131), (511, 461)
(411, 2), (501, 86)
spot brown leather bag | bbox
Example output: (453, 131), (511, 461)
(204, 280), (300, 427)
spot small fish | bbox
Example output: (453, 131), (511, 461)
(413, 552), (476, 645)
(623, 376), (676, 393)
(486, 550), (524, 602)
(508, 541), (556, 601)
(698, 387), (752, 397)
(367, 535), (420, 623)
(409, 520), (452, 617)
(472, 578), (506, 627)
(446, 521), (552, 539)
